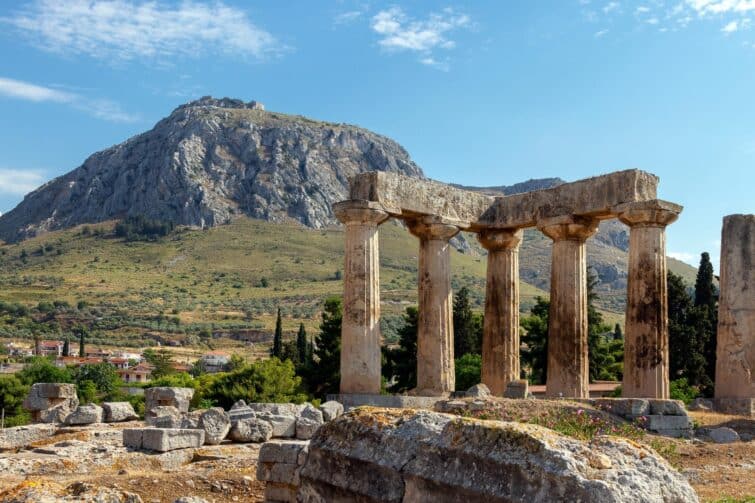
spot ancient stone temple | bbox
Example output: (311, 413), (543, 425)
(334, 170), (682, 399)
(714, 214), (754, 416)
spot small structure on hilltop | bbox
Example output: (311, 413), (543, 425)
(333, 169), (683, 401)
(715, 214), (755, 416)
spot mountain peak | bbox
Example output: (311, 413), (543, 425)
(178, 95), (266, 112)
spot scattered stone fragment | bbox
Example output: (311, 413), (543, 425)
(229, 417), (273, 443)
(688, 398), (713, 411)
(23, 382), (79, 423)
(648, 399), (688, 416)
(503, 379), (529, 399)
(144, 387), (194, 414)
(181, 410), (204, 429)
(296, 418), (320, 440)
(300, 403), (324, 425)
(230, 399), (247, 411)
(103, 401), (139, 422)
(593, 398), (650, 417)
(257, 414), (297, 438)
(65, 403), (104, 425)
(465, 383), (491, 398)
(709, 427), (740, 444)
(146, 406), (183, 428)
(198, 407), (231, 445)
(319, 401), (343, 422)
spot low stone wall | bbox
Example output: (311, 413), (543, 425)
(256, 440), (310, 502)
(326, 393), (448, 411)
(591, 398), (693, 438)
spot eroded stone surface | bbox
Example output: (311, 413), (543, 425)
(103, 402), (139, 422)
(144, 387), (194, 414)
(298, 407), (697, 502)
(23, 383), (79, 424)
(228, 418), (273, 443)
(319, 401), (343, 422)
(198, 407), (231, 445)
(65, 404), (104, 425)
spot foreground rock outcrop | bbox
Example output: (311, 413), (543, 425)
(295, 407), (698, 502)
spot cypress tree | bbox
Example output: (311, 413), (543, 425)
(453, 287), (477, 357)
(308, 296), (342, 396)
(62, 336), (70, 357)
(383, 306), (419, 393)
(272, 307), (283, 358)
(694, 252), (718, 393)
(296, 323), (308, 366)
(520, 297), (549, 384)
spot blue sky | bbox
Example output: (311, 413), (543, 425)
(1, 0), (754, 272)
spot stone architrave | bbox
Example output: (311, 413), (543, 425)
(333, 200), (389, 394)
(715, 214), (755, 415)
(538, 216), (600, 398)
(408, 216), (460, 395)
(477, 228), (524, 395)
(617, 200), (681, 399)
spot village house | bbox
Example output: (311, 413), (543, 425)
(118, 363), (153, 383)
(199, 351), (230, 373)
(37, 340), (64, 357)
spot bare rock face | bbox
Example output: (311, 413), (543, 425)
(0, 96), (423, 243)
(298, 407), (698, 503)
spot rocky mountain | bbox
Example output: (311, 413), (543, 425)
(0, 96), (423, 243)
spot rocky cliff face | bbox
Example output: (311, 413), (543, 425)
(0, 97), (423, 243)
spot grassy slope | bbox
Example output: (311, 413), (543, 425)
(0, 217), (699, 338)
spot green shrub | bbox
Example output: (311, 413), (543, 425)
(455, 353), (482, 391)
(669, 378), (699, 404)
(17, 357), (73, 386)
(204, 358), (307, 409)
(0, 375), (31, 427)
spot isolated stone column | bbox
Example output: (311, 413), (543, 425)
(334, 201), (389, 394)
(538, 216), (599, 398)
(715, 214), (755, 415)
(617, 200), (681, 399)
(478, 228), (524, 395)
(408, 216), (460, 395)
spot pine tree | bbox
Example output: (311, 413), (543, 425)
(586, 270), (620, 381)
(308, 296), (342, 397)
(271, 307), (283, 358)
(520, 297), (549, 384)
(694, 252), (718, 393)
(296, 323), (308, 367)
(453, 287), (478, 357)
(383, 306), (419, 393)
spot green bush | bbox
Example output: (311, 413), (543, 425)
(669, 378), (699, 404)
(0, 375), (31, 427)
(455, 353), (482, 391)
(17, 357), (73, 386)
(204, 358), (307, 409)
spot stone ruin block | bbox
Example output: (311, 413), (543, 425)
(503, 379), (529, 399)
(144, 387), (194, 413)
(23, 383), (79, 424)
(123, 428), (204, 452)
(65, 404), (104, 425)
(102, 402), (139, 422)
(257, 440), (309, 503)
(0, 424), (57, 451)
(592, 398), (692, 438)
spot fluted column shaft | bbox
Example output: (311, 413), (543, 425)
(408, 217), (460, 395)
(618, 201), (681, 399)
(478, 229), (524, 395)
(539, 216), (599, 398)
(334, 201), (389, 394)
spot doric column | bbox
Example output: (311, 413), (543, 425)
(538, 215), (599, 398)
(478, 228), (524, 395)
(333, 200), (389, 394)
(617, 200), (681, 399)
(408, 216), (460, 395)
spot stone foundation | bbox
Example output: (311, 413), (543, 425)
(327, 393), (449, 411)
(256, 440), (310, 503)
(592, 398), (693, 437)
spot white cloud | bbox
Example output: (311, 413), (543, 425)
(2, 0), (282, 63)
(595, 28), (610, 37)
(370, 6), (471, 68)
(603, 1), (621, 14)
(334, 10), (365, 25)
(636, 6), (651, 14)
(723, 19), (740, 31)
(0, 169), (46, 196)
(686, 0), (755, 16)
(0, 76), (137, 123)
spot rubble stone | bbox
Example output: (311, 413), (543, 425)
(296, 418), (320, 440)
(103, 402), (139, 422)
(141, 428), (205, 452)
(709, 427), (740, 444)
(228, 418), (273, 443)
(145, 406), (183, 428)
(23, 383), (79, 423)
(465, 383), (491, 398)
(198, 407), (231, 445)
(299, 403), (324, 425)
(144, 387), (194, 413)
(319, 401), (343, 422)
(65, 404), (104, 425)
(503, 379), (529, 399)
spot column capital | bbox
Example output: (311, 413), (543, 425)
(477, 228), (523, 251)
(537, 215), (599, 242)
(334, 200), (389, 226)
(407, 216), (460, 241)
(615, 199), (682, 228)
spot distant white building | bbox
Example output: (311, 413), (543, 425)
(199, 352), (230, 373)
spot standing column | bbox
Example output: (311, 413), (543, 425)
(334, 201), (389, 394)
(408, 216), (460, 395)
(617, 200), (681, 399)
(538, 215), (599, 398)
(478, 228), (524, 395)
(714, 214), (754, 415)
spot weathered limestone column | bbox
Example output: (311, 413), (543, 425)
(478, 228), (524, 395)
(333, 200), (389, 394)
(538, 216), (599, 398)
(408, 216), (460, 395)
(617, 200), (681, 399)
(715, 214), (755, 416)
